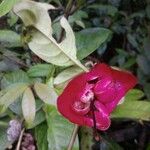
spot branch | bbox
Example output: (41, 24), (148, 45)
(67, 125), (79, 150)
(16, 128), (25, 150)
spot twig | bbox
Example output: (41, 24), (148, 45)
(3, 54), (28, 68)
(67, 125), (79, 150)
(16, 128), (25, 150)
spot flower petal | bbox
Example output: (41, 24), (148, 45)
(86, 63), (112, 82)
(106, 68), (137, 113)
(94, 78), (116, 103)
(84, 101), (110, 131)
(57, 72), (88, 125)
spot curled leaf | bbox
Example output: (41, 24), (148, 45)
(13, 0), (87, 71)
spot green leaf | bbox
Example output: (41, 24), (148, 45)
(13, 0), (87, 71)
(0, 127), (12, 150)
(137, 55), (150, 75)
(22, 87), (36, 127)
(0, 83), (28, 108)
(76, 28), (112, 60)
(69, 10), (88, 28)
(34, 83), (57, 105)
(100, 136), (123, 150)
(146, 4), (150, 19)
(122, 57), (136, 69)
(112, 100), (150, 120)
(125, 89), (144, 101)
(127, 34), (139, 49)
(144, 83), (150, 99)
(88, 4), (118, 17)
(0, 30), (21, 48)
(28, 110), (45, 129)
(54, 66), (83, 85)
(35, 122), (48, 150)
(9, 98), (22, 115)
(27, 64), (53, 77)
(0, 0), (20, 17)
(143, 37), (150, 61)
(112, 89), (150, 120)
(0, 105), (7, 115)
(79, 127), (93, 150)
(44, 105), (79, 150)
(1, 70), (30, 88)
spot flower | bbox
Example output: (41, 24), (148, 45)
(57, 63), (137, 131)
(7, 119), (22, 142)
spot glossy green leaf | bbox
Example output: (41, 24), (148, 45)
(54, 66), (83, 85)
(34, 83), (57, 105)
(0, 30), (21, 48)
(35, 122), (48, 150)
(76, 28), (112, 60)
(44, 105), (79, 150)
(22, 87), (36, 127)
(0, 0), (20, 17)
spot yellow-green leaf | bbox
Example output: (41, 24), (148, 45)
(34, 83), (57, 105)
(112, 89), (150, 121)
(54, 66), (83, 85)
(0, 0), (20, 17)
(22, 87), (36, 126)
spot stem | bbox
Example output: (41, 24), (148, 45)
(16, 128), (25, 150)
(3, 54), (28, 68)
(67, 125), (79, 150)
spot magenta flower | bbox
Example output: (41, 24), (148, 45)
(57, 64), (137, 131)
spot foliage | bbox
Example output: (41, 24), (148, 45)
(0, 0), (150, 149)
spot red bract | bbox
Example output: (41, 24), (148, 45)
(57, 64), (137, 131)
